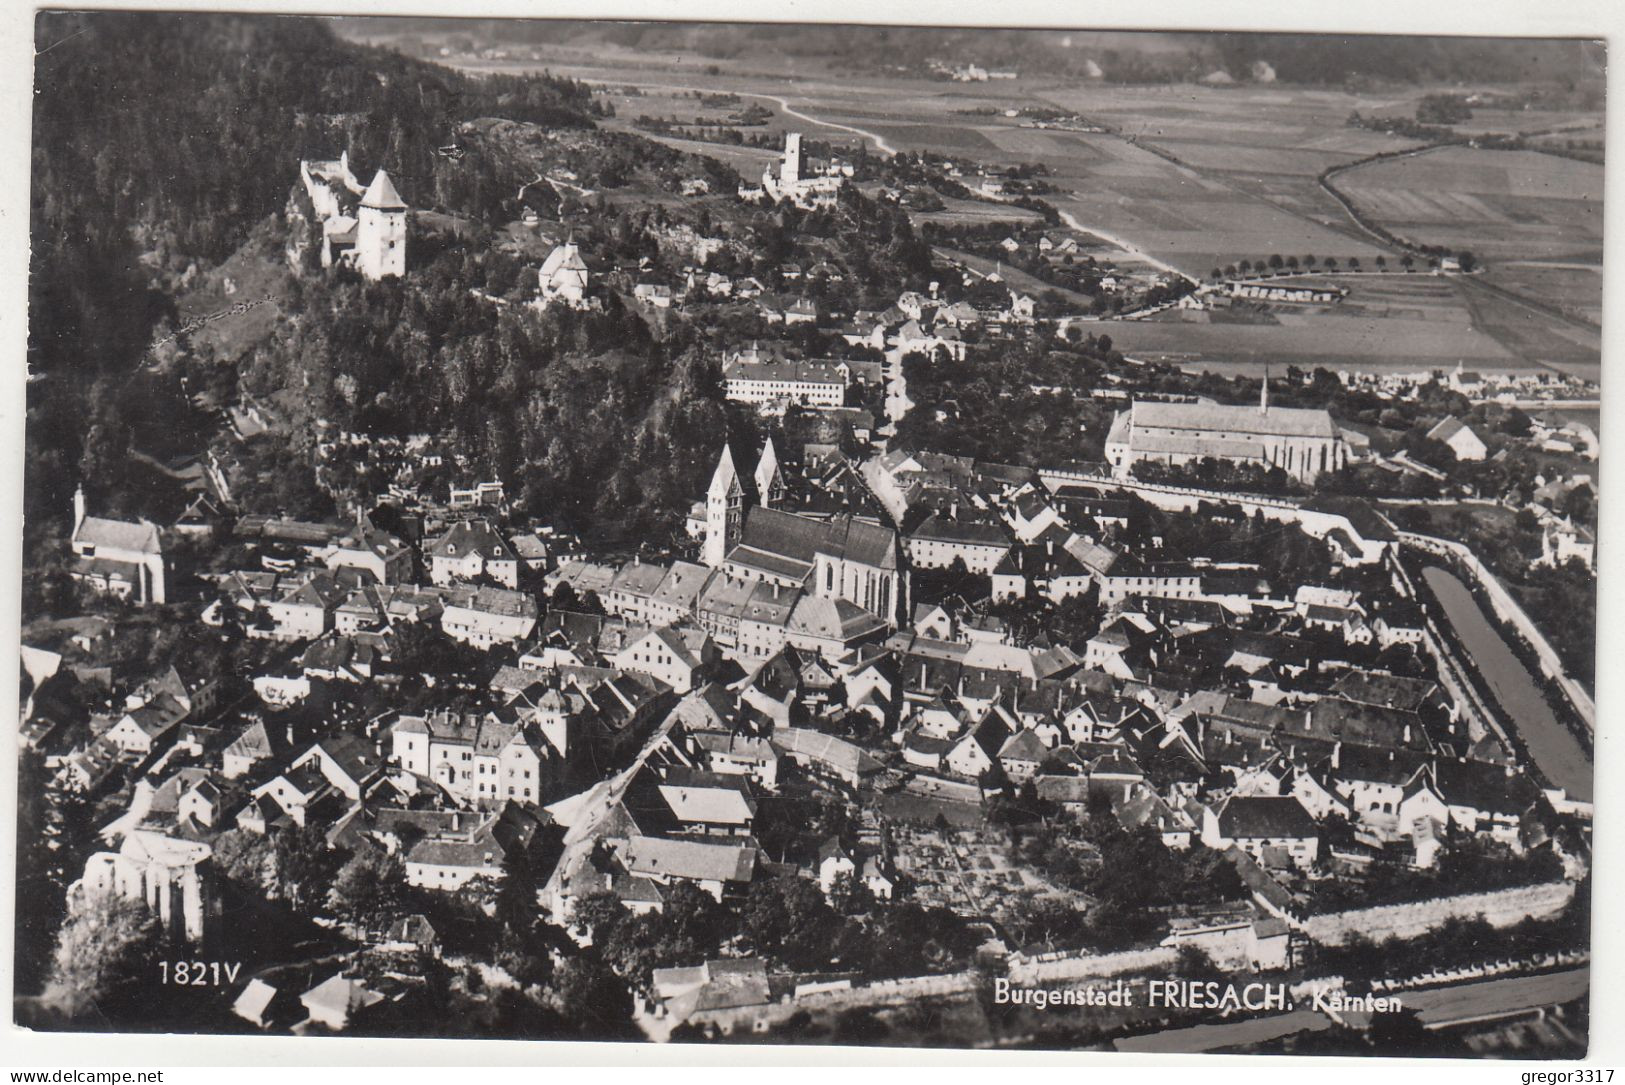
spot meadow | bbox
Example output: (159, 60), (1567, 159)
(1093, 300), (1519, 375)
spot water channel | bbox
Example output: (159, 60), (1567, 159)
(1421, 566), (1592, 802)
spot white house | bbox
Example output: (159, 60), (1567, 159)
(1201, 795), (1320, 869)
(69, 487), (166, 604)
(426, 520), (520, 589)
(1427, 416), (1487, 461)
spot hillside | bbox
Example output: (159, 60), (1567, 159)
(339, 19), (1603, 92)
(26, 12), (814, 555)
(25, 13), (602, 546)
(30, 12), (596, 376)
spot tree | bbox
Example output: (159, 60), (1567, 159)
(496, 848), (538, 938)
(828, 869), (878, 916)
(1268, 254), (1284, 270)
(211, 828), (276, 890)
(45, 893), (164, 1021)
(14, 751), (97, 996)
(328, 849), (407, 930)
(270, 824), (342, 913)
(547, 956), (638, 1039)
(744, 876), (838, 970)
(570, 891), (629, 942)
(1457, 250), (1477, 273)
(1000, 892), (1088, 949)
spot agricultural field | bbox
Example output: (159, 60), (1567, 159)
(1094, 285), (1521, 376)
(905, 195), (1044, 229)
(447, 52), (1601, 376)
(1334, 147), (1603, 264)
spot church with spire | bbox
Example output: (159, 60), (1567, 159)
(696, 436), (902, 624)
(701, 434), (785, 567)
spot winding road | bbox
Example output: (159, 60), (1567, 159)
(1055, 208), (1191, 282)
(597, 79), (900, 156)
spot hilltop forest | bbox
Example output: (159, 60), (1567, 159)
(27, 13), (730, 552)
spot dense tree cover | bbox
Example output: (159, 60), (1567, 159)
(43, 894), (165, 1022)
(26, 13), (594, 553)
(234, 261), (728, 542)
(1305, 836), (1565, 914)
(895, 339), (1119, 464)
(999, 803), (1246, 952)
(13, 751), (98, 997)
(33, 13), (592, 269)
(571, 883), (732, 990)
(328, 850), (410, 931)
(213, 824), (348, 914)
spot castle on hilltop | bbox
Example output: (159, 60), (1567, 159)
(293, 151), (408, 281)
(753, 133), (848, 210)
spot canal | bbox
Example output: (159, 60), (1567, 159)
(1421, 566), (1592, 802)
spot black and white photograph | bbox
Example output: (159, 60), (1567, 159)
(9, 5), (1607, 1063)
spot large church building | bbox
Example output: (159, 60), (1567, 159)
(701, 438), (902, 625)
(1105, 383), (1348, 484)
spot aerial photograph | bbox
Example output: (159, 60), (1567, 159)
(13, 11), (1601, 1059)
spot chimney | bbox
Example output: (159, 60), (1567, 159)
(1331, 741), (1341, 770)
(1260, 366), (1270, 415)
(73, 485), (86, 533)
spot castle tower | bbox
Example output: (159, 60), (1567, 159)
(754, 436), (786, 509)
(703, 444), (747, 568)
(782, 133), (802, 186)
(356, 169), (407, 281)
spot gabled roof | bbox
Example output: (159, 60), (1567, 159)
(772, 727), (883, 777)
(788, 595), (887, 643)
(74, 515), (162, 555)
(998, 729), (1048, 763)
(1215, 795), (1317, 840)
(1430, 758), (1542, 817)
(622, 835), (758, 884)
(425, 520), (510, 561)
(734, 508), (897, 573)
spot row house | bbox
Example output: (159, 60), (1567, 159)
(392, 705), (568, 808)
(441, 586), (540, 649)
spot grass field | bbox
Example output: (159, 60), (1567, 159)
(1103, 294), (1519, 374)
